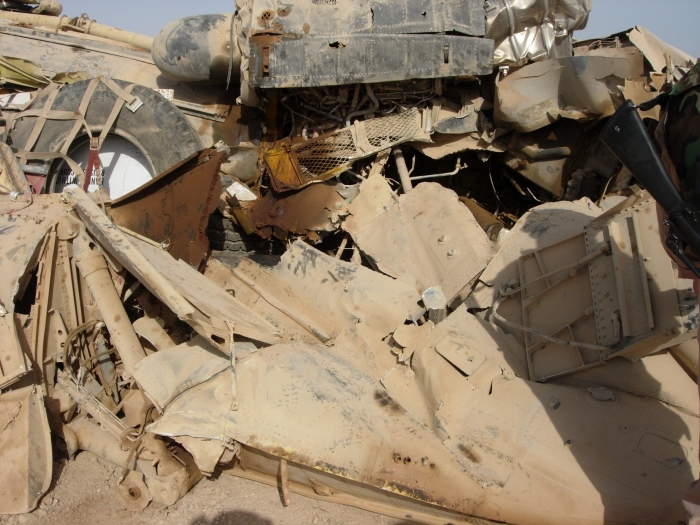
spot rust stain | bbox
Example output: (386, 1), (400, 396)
(251, 183), (343, 238)
(109, 149), (224, 268)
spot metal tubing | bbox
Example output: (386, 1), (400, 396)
(73, 232), (147, 375)
(410, 157), (467, 182)
(83, 21), (154, 51)
(0, 11), (153, 50)
(393, 147), (413, 193)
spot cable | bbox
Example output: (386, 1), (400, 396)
(499, 245), (608, 297)
(490, 297), (609, 352)
(62, 320), (98, 371)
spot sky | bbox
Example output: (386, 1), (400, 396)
(58, 0), (699, 58)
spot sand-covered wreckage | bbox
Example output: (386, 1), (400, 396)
(0, 1), (698, 523)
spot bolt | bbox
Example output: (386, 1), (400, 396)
(447, 249), (458, 259)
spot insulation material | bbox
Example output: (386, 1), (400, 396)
(485, 0), (592, 66)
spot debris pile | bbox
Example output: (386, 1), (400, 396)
(0, 2), (698, 524)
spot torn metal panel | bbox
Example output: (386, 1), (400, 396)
(483, 376), (697, 523)
(251, 181), (349, 238)
(175, 436), (228, 477)
(0, 194), (67, 310)
(573, 42), (642, 61)
(249, 0), (486, 38)
(264, 108), (430, 192)
(0, 55), (49, 88)
(409, 329), (698, 524)
(65, 186), (196, 320)
(147, 343), (489, 518)
(468, 199), (604, 327)
(345, 182), (494, 301)
(438, 305), (527, 380)
(342, 171), (397, 234)
(109, 150), (224, 269)
(0, 316), (30, 390)
(132, 337), (230, 413)
(250, 34), (494, 89)
(391, 322), (433, 364)
(204, 257), (321, 345)
(432, 98), (480, 135)
(410, 132), (507, 160)
(475, 192), (697, 381)
(65, 187), (279, 350)
(0, 386), (52, 514)
(485, 0), (592, 66)
(126, 233), (281, 348)
(231, 240), (422, 342)
(0, 194), (68, 388)
(627, 26), (695, 73)
(495, 53), (645, 133)
(623, 78), (662, 120)
(147, 320), (698, 524)
(552, 352), (699, 416)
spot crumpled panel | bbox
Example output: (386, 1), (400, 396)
(485, 0), (592, 66)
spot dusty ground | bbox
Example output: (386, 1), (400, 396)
(0, 452), (413, 525)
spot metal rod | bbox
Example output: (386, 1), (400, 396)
(0, 11), (154, 50)
(393, 147), (413, 193)
(73, 231), (147, 375)
(409, 158), (467, 181)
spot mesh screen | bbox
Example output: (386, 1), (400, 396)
(364, 110), (422, 149)
(294, 128), (356, 178)
(293, 109), (422, 179)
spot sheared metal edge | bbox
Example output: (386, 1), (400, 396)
(110, 150), (223, 269)
(64, 186), (195, 320)
(0, 386), (52, 514)
(485, 0), (591, 66)
(0, 195), (67, 388)
(495, 54), (645, 133)
(125, 233), (281, 346)
(231, 240), (422, 341)
(344, 181), (494, 301)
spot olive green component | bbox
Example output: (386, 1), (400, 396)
(671, 60), (700, 96)
(0, 55), (49, 88)
(666, 83), (700, 202)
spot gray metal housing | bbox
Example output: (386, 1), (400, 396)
(245, 0), (492, 88)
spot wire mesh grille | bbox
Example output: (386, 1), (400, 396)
(364, 109), (422, 149)
(292, 109), (421, 179)
(294, 128), (356, 178)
